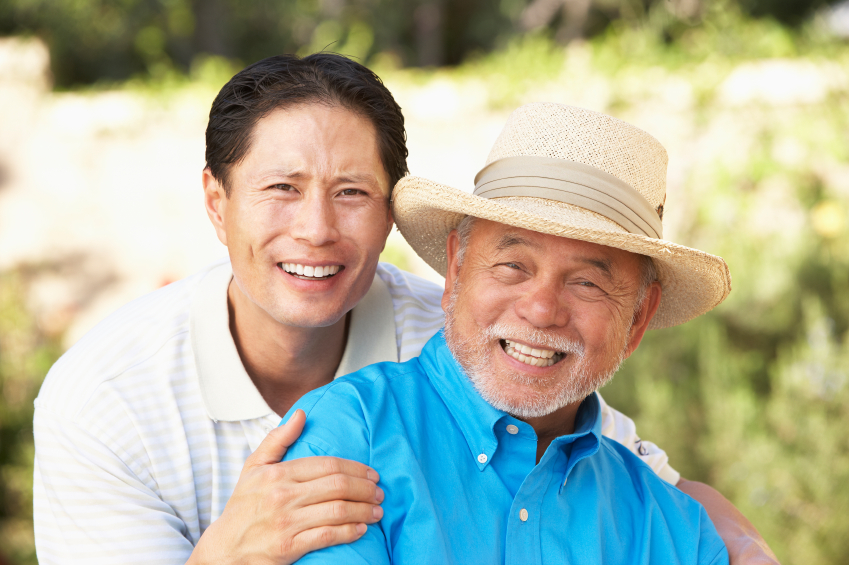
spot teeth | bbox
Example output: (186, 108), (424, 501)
(503, 340), (561, 367)
(281, 264), (341, 279)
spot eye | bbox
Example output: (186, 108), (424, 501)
(579, 281), (597, 288)
(498, 262), (521, 270)
(271, 183), (295, 191)
(339, 188), (366, 196)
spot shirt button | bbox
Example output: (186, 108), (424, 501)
(264, 425), (273, 434)
(520, 509), (529, 522)
(506, 424), (519, 435)
(477, 453), (488, 464)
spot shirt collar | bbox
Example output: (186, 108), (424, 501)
(190, 261), (398, 422)
(419, 331), (603, 472)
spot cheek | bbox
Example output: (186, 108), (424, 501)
(460, 281), (515, 328)
(338, 206), (391, 254)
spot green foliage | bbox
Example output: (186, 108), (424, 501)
(0, 271), (62, 565)
(1, 4), (848, 564)
(599, 70), (849, 564)
(2, 0), (844, 87)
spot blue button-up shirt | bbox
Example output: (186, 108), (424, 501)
(282, 331), (728, 565)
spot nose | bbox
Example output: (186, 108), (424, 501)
(513, 279), (569, 329)
(289, 191), (340, 246)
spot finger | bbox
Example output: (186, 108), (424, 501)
(289, 523), (369, 559)
(279, 455), (379, 484)
(290, 499), (383, 532)
(294, 472), (385, 507)
(248, 409), (306, 467)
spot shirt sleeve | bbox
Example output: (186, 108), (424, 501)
(283, 386), (391, 565)
(596, 392), (681, 485)
(33, 406), (194, 564)
(698, 505), (731, 565)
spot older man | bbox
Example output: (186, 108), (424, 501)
(34, 55), (773, 564)
(281, 104), (757, 563)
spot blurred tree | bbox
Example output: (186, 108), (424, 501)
(2, 0), (844, 87)
(0, 270), (62, 565)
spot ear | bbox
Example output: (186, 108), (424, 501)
(385, 205), (395, 241)
(623, 282), (662, 359)
(203, 168), (229, 246)
(441, 229), (461, 313)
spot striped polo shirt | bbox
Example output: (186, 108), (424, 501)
(33, 259), (678, 564)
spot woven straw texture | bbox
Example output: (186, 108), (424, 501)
(393, 103), (731, 329)
(486, 102), (669, 208)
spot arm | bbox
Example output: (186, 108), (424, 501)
(677, 479), (779, 565)
(34, 407), (196, 564)
(597, 396), (779, 564)
(34, 406), (383, 565)
(189, 410), (384, 564)
(596, 393), (680, 484)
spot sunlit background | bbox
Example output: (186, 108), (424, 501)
(1, 1), (849, 563)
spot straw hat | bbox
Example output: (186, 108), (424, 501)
(392, 102), (731, 329)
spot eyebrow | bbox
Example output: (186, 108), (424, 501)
(579, 257), (613, 279)
(255, 169), (378, 186)
(336, 172), (379, 185)
(496, 233), (542, 251)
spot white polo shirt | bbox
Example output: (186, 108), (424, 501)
(33, 259), (678, 564)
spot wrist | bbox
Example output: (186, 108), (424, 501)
(187, 521), (227, 565)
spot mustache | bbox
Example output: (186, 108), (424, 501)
(482, 322), (585, 357)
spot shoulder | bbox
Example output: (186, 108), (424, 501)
(285, 357), (423, 461)
(598, 438), (682, 497)
(376, 262), (443, 314)
(595, 437), (708, 522)
(35, 260), (224, 420)
(375, 262), (445, 361)
(595, 439), (727, 562)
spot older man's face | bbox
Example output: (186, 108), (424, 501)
(442, 219), (657, 419)
(205, 103), (393, 328)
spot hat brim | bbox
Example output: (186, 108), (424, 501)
(392, 176), (731, 330)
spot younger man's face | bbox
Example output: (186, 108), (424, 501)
(206, 103), (393, 329)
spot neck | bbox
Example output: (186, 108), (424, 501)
(227, 280), (348, 416)
(520, 399), (584, 464)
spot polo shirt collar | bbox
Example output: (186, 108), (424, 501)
(420, 331), (603, 472)
(190, 261), (398, 422)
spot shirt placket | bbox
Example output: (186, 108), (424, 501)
(505, 463), (547, 565)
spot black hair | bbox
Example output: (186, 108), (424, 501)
(205, 53), (408, 195)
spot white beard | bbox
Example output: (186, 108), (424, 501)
(443, 282), (628, 419)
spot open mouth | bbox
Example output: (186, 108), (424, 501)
(279, 263), (343, 281)
(501, 339), (564, 367)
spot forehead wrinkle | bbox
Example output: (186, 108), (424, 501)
(495, 232), (542, 251)
(247, 167), (305, 184)
(247, 167), (380, 188)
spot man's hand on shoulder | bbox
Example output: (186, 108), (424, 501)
(677, 478), (779, 565)
(187, 410), (384, 565)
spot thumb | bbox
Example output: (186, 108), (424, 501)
(248, 409), (307, 466)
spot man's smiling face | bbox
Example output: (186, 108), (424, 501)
(442, 219), (659, 419)
(206, 103), (393, 328)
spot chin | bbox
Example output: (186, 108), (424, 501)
(268, 298), (350, 328)
(477, 378), (576, 419)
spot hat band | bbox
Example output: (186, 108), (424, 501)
(473, 156), (663, 239)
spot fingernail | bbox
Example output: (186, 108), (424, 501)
(375, 487), (385, 503)
(367, 469), (379, 482)
(372, 505), (384, 520)
(356, 523), (367, 535)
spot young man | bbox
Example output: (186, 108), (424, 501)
(33, 57), (776, 564)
